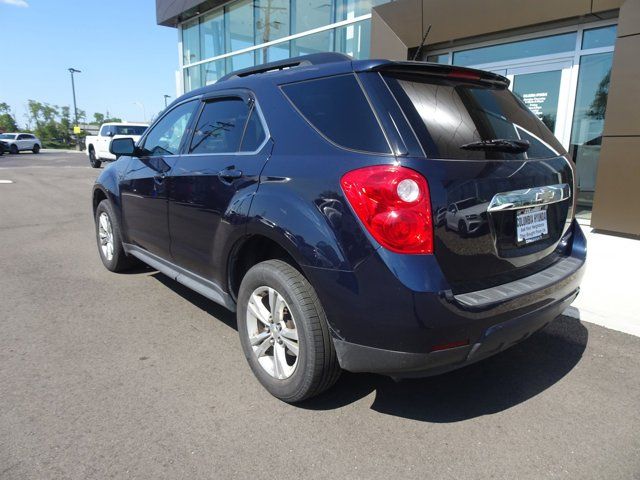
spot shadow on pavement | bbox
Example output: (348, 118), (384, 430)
(301, 314), (588, 422)
(151, 272), (237, 331)
(145, 269), (587, 422)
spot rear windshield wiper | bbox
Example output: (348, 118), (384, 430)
(460, 139), (530, 153)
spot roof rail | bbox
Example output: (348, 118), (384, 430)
(217, 52), (352, 82)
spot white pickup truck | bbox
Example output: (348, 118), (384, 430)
(86, 122), (148, 168)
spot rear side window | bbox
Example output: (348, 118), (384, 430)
(383, 73), (566, 160)
(282, 74), (390, 154)
(190, 98), (260, 154)
(240, 107), (267, 152)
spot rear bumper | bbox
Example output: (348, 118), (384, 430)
(333, 286), (579, 377)
(305, 220), (586, 377)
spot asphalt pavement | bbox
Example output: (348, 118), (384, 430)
(1, 151), (639, 479)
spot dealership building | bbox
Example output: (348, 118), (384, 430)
(156, 0), (640, 236)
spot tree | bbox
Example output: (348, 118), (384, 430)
(588, 69), (611, 120)
(92, 112), (105, 125)
(90, 111), (122, 125)
(0, 102), (18, 132)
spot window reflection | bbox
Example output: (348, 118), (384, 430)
(255, 0), (290, 43)
(570, 52), (613, 207)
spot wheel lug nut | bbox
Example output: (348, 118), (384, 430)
(269, 338), (275, 345)
(277, 339), (283, 345)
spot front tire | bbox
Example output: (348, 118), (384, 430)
(9, 144), (18, 155)
(89, 147), (101, 168)
(32, 144), (40, 154)
(237, 260), (341, 403)
(95, 200), (135, 272)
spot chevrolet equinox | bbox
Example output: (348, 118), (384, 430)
(92, 53), (586, 402)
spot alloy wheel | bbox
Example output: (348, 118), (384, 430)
(245, 286), (299, 379)
(98, 212), (114, 261)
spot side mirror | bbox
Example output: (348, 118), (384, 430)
(110, 137), (137, 157)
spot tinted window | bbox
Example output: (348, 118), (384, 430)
(190, 98), (250, 154)
(114, 125), (147, 136)
(143, 101), (196, 156)
(384, 73), (566, 160)
(240, 107), (266, 152)
(282, 74), (390, 153)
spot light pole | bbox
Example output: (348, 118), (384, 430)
(68, 68), (81, 150)
(163, 95), (171, 108)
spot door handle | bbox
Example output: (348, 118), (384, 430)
(217, 168), (243, 182)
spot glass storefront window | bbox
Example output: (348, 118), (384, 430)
(512, 70), (563, 132)
(452, 32), (577, 67)
(291, 29), (332, 56)
(182, 19), (201, 65)
(255, 42), (291, 63)
(226, 51), (255, 73)
(582, 25), (617, 50)
(255, 0), (290, 44)
(226, 0), (255, 51)
(426, 53), (448, 64)
(335, 0), (385, 20)
(570, 52), (613, 205)
(292, 0), (334, 34)
(184, 64), (202, 91)
(202, 59), (226, 86)
(334, 19), (370, 59)
(201, 10), (225, 60)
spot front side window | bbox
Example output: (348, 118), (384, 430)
(142, 101), (197, 156)
(190, 98), (259, 154)
(282, 74), (390, 153)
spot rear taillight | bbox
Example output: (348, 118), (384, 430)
(341, 165), (433, 254)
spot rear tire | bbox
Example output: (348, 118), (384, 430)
(32, 144), (40, 154)
(95, 200), (135, 272)
(9, 144), (18, 155)
(237, 260), (341, 403)
(89, 147), (101, 168)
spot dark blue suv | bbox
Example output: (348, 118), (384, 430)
(93, 53), (586, 402)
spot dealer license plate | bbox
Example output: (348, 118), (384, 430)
(516, 207), (548, 245)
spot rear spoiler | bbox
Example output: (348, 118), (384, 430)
(356, 60), (510, 87)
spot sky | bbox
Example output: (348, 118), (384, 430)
(0, 0), (179, 127)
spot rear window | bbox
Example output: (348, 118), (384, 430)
(114, 125), (147, 136)
(383, 73), (566, 160)
(281, 74), (390, 154)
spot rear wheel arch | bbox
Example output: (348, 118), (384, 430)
(92, 188), (108, 215)
(228, 234), (306, 302)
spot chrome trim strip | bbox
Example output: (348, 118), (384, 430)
(487, 183), (571, 212)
